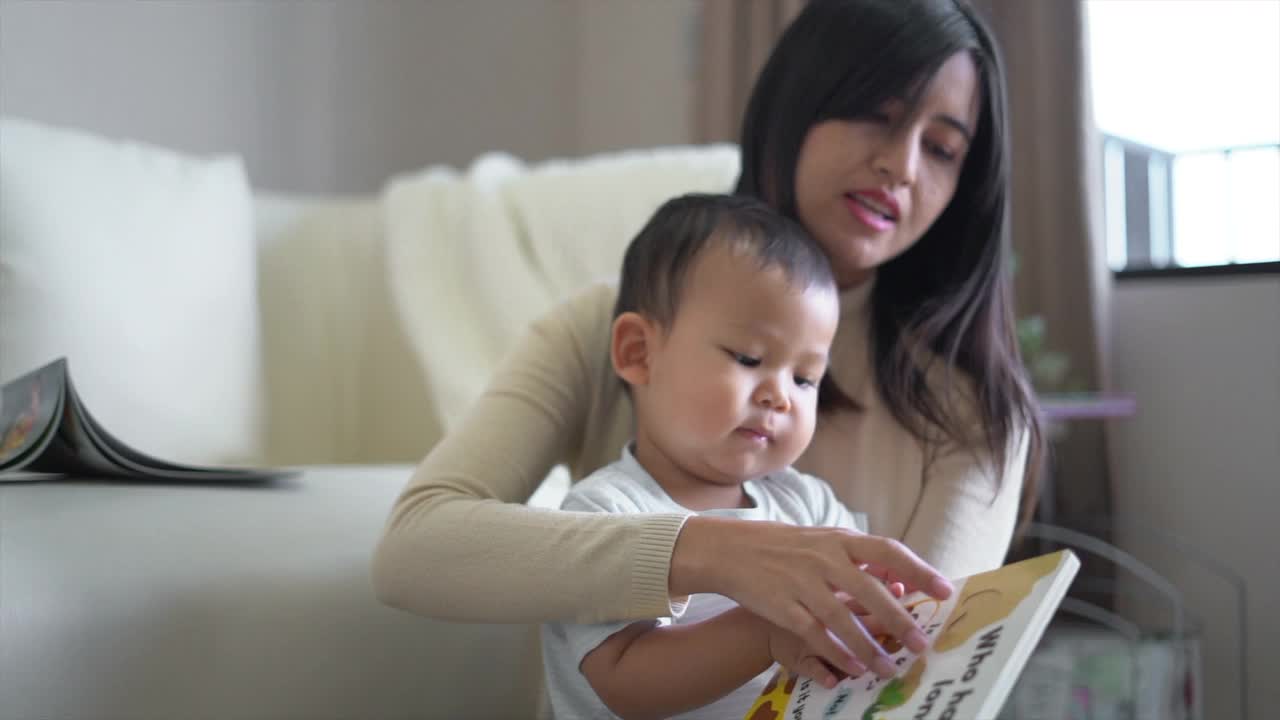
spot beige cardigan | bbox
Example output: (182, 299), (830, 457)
(372, 280), (1026, 624)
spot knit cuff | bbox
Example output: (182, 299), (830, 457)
(630, 512), (693, 618)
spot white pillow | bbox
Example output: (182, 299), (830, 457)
(0, 117), (263, 465)
(383, 145), (742, 431)
(504, 144), (741, 299)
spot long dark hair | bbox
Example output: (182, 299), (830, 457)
(735, 0), (1045, 528)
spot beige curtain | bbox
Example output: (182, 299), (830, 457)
(973, 0), (1115, 534)
(696, 0), (806, 143)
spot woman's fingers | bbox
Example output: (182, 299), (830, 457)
(804, 587), (899, 676)
(847, 535), (953, 600)
(784, 603), (863, 677)
(672, 518), (949, 680)
(827, 556), (930, 661)
(809, 533), (945, 668)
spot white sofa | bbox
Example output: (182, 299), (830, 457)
(250, 193), (442, 466)
(2, 190), (546, 720)
(0, 117), (740, 719)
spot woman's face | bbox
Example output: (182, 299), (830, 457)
(794, 51), (982, 289)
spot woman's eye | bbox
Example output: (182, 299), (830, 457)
(729, 351), (761, 368)
(925, 140), (957, 163)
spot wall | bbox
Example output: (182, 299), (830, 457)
(1109, 275), (1280, 719)
(574, 0), (699, 156)
(0, 0), (698, 194)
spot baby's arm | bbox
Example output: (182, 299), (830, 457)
(579, 607), (773, 719)
(556, 477), (822, 717)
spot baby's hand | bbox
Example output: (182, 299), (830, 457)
(763, 620), (862, 690)
(764, 582), (905, 688)
(759, 577), (909, 689)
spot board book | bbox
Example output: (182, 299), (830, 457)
(744, 549), (1080, 720)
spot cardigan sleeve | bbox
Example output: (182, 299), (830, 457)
(371, 284), (689, 624)
(900, 423), (1030, 580)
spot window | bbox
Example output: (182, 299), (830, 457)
(1086, 0), (1280, 275)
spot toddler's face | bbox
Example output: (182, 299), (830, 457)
(643, 244), (839, 485)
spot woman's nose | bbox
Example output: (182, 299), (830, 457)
(873, 129), (920, 187)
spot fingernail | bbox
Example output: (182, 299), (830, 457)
(906, 629), (928, 653)
(874, 657), (897, 677)
(848, 659), (868, 677)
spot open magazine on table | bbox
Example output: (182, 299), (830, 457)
(745, 549), (1080, 720)
(0, 357), (293, 482)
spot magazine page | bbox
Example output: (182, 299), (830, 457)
(0, 359), (68, 476)
(62, 371), (294, 481)
(745, 551), (1079, 720)
(32, 403), (135, 478)
(3, 357), (293, 482)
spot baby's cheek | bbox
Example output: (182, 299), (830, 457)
(789, 410), (819, 454)
(671, 383), (720, 432)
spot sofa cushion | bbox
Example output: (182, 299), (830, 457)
(0, 466), (545, 719)
(0, 116), (262, 465)
(253, 197), (440, 465)
(383, 145), (741, 432)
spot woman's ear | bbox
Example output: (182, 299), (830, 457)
(611, 312), (656, 387)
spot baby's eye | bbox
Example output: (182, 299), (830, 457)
(794, 375), (816, 388)
(727, 350), (761, 367)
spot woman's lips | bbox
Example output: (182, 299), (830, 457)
(845, 192), (898, 232)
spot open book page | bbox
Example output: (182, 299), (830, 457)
(744, 550), (1080, 720)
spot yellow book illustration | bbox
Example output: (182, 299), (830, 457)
(744, 550), (1080, 720)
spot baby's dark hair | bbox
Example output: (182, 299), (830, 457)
(613, 193), (834, 327)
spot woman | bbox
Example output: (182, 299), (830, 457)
(373, 0), (1042, 680)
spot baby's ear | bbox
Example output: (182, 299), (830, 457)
(611, 312), (656, 386)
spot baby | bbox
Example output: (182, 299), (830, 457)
(541, 193), (872, 719)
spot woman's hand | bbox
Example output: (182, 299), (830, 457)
(669, 516), (952, 679)
(758, 586), (908, 689)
